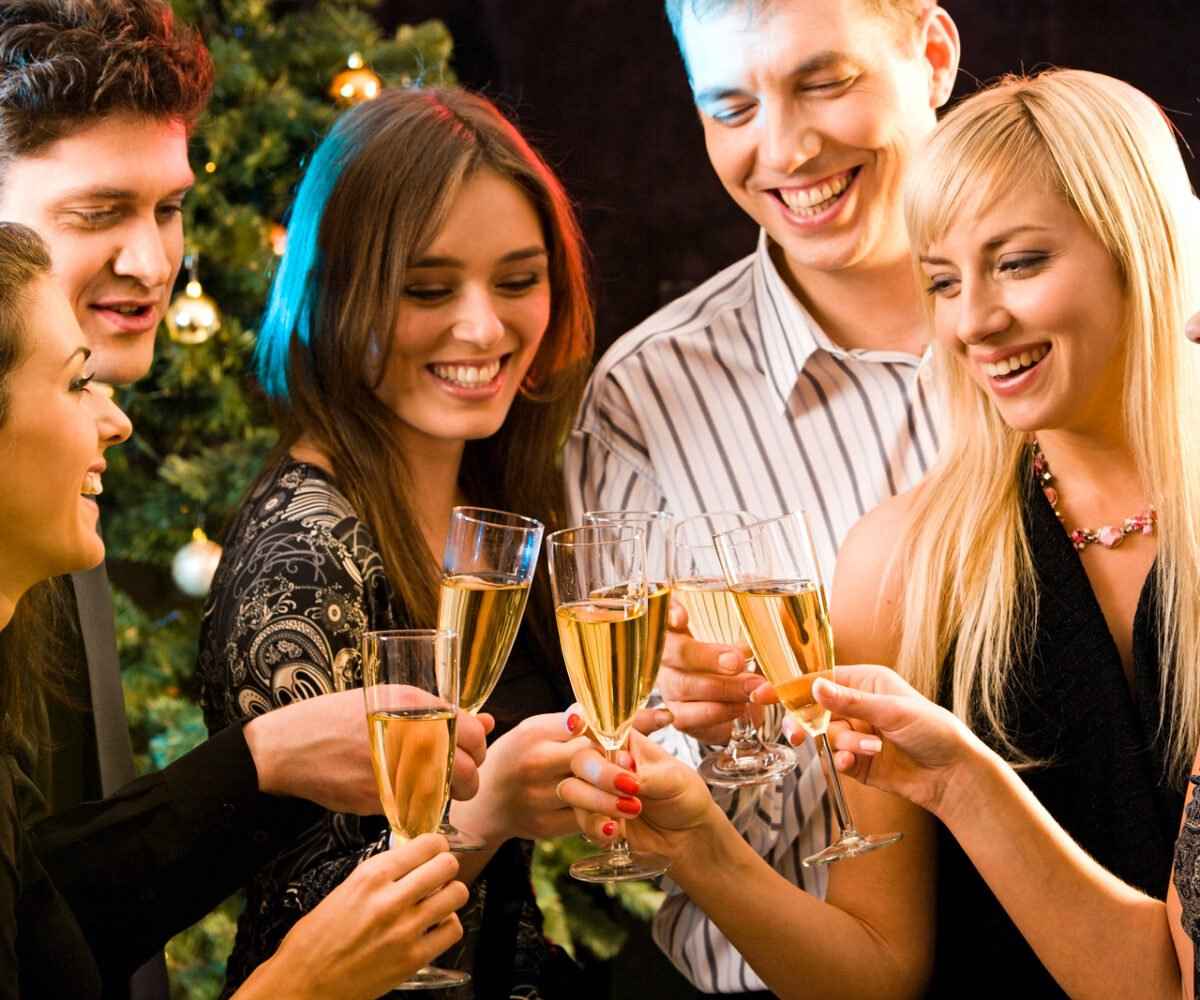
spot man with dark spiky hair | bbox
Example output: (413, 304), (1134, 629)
(0, 4), (209, 997)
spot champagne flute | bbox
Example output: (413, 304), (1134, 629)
(547, 523), (670, 882)
(714, 513), (903, 866)
(436, 506), (544, 851)
(361, 628), (469, 990)
(583, 510), (674, 694)
(672, 512), (797, 787)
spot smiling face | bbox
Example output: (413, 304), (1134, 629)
(0, 275), (132, 591)
(0, 114), (194, 386)
(372, 169), (551, 453)
(920, 182), (1128, 437)
(681, 0), (956, 282)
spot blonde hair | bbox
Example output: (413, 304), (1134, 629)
(898, 69), (1200, 778)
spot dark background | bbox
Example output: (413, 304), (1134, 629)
(380, 0), (1199, 358)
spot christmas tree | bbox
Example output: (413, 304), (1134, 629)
(107, 3), (660, 993)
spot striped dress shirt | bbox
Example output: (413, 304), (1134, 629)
(563, 231), (941, 994)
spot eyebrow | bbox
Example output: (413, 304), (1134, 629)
(920, 225), (1053, 265)
(63, 346), (92, 367)
(409, 246), (548, 269)
(694, 50), (848, 105)
(52, 182), (194, 205)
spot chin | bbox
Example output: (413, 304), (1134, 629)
(92, 338), (157, 387)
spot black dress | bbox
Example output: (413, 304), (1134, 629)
(198, 460), (574, 999)
(0, 725), (318, 999)
(930, 475), (1184, 995)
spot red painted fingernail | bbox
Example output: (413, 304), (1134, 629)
(617, 797), (640, 815)
(567, 713), (582, 733)
(601, 821), (617, 837)
(615, 773), (640, 796)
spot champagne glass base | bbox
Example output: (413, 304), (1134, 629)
(570, 850), (670, 883)
(802, 830), (903, 867)
(390, 966), (471, 991)
(438, 821), (487, 853)
(699, 742), (797, 789)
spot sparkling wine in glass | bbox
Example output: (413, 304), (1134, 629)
(361, 628), (469, 990)
(672, 512), (797, 787)
(547, 523), (670, 882)
(583, 510), (674, 695)
(436, 506), (543, 850)
(714, 513), (903, 866)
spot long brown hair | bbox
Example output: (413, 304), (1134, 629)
(0, 221), (69, 755)
(254, 87), (593, 657)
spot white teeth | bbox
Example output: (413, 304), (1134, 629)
(984, 345), (1049, 378)
(81, 472), (103, 497)
(779, 171), (853, 216)
(112, 305), (142, 315)
(430, 360), (502, 387)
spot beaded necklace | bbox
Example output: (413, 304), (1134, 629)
(1031, 440), (1156, 551)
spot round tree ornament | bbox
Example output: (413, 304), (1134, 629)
(172, 528), (223, 598)
(165, 255), (222, 345)
(329, 52), (381, 106)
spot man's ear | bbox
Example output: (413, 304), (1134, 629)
(922, 6), (961, 110)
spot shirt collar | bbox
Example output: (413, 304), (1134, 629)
(752, 229), (930, 409)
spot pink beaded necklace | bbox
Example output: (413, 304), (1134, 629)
(1031, 440), (1156, 551)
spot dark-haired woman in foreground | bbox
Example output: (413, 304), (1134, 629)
(199, 86), (618, 996)
(0, 219), (473, 998)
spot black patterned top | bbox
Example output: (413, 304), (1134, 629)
(930, 472), (1184, 996)
(1173, 778), (1200, 996)
(198, 459), (574, 998)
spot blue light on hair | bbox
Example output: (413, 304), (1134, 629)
(255, 121), (355, 400)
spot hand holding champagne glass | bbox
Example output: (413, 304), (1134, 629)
(672, 512), (796, 787)
(361, 628), (469, 990)
(436, 506), (543, 849)
(714, 513), (903, 866)
(547, 523), (670, 882)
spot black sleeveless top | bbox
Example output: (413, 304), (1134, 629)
(930, 475), (1184, 996)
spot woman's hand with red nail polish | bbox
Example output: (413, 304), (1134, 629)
(555, 731), (724, 860)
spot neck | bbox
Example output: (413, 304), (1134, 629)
(1034, 426), (1145, 523)
(395, 426), (468, 561)
(773, 242), (928, 356)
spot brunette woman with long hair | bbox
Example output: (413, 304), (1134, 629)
(198, 86), (600, 996)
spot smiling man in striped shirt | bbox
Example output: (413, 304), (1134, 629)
(564, 1), (959, 995)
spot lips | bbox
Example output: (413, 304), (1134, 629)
(89, 300), (162, 333)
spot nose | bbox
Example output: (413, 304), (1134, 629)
(112, 218), (175, 291)
(760, 99), (822, 176)
(955, 277), (1011, 345)
(449, 286), (505, 350)
(96, 393), (133, 447)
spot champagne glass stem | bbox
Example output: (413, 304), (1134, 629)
(816, 733), (858, 838)
(606, 744), (637, 867)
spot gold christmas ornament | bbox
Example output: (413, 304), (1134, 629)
(165, 254), (222, 345)
(269, 222), (288, 256)
(171, 528), (223, 598)
(329, 51), (381, 106)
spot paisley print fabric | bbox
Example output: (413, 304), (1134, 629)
(198, 460), (564, 997)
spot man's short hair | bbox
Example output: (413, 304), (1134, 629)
(0, 0), (213, 173)
(664, 0), (932, 80)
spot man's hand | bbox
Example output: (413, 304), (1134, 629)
(657, 599), (765, 744)
(244, 690), (493, 815)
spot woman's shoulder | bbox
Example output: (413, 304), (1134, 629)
(831, 490), (921, 663)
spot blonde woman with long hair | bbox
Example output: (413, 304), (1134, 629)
(558, 69), (1200, 999)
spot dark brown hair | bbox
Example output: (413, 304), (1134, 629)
(255, 87), (593, 659)
(0, 221), (68, 755)
(0, 0), (213, 184)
